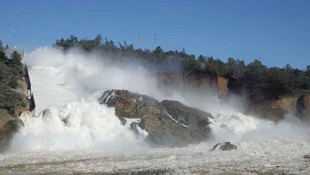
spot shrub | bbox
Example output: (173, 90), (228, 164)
(20, 98), (28, 107)
(9, 79), (18, 89)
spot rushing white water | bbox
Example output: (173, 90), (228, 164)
(9, 101), (148, 153)
(210, 112), (310, 142)
(7, 47), (149, 154)
(1, 47), (310, 174)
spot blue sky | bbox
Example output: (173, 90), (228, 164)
(0, 0), (310, 69)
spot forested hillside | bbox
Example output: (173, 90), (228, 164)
(0, 43), (27, 117)
(55, 35), (310, 102)
(0, 41), (31, 151)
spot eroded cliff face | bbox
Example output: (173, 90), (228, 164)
(157, 72), (228, 97)
(217, 77), (228, 98)
(251, 96), (298, 122)
(249, 93), (310, 123)
(157, 72), (310, 122)
(296, 95), (310, 122)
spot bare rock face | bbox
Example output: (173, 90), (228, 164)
(98, 90), (213, 147)
(296, 95), (310, 122)
(211, 142), (238, 151)
(161, 100), (213, 131)
(217, 76), (228, 98)
(157, 72), (228, 97)
(0, 64), (33, 152)
(251, 96), (298, 122)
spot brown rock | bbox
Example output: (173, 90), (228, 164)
(296, 95), (310, 122)
(157, 72), (184, 89)
(186, 72), (217, 90)
(211, 142), (238, 151)
(251, 96), (298, 122)
(157, 72), (228, 97)
(99, 90), (213, 147)
(217, 76), (228, 97)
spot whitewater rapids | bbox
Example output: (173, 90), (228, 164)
(1, 47), (310, 174)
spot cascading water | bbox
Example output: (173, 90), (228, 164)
(1, 47), (310, 174)
(10, 101), (148, 153)
(8, 47), (149, 154)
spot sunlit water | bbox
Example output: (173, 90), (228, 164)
(1, 47), (310, 174)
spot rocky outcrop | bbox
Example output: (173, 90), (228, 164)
(157, 72), (228, 97)
(211, 142), (238, 151)
(161, 100), (213, 131)
(296, 95), (310, 122)
(250, 95), (310, 122)
(98, 90), (213, 147)
(0, 63), (34, 152)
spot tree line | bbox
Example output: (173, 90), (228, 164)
(0, 41), (27, 116)
(54, 35), (310, 101)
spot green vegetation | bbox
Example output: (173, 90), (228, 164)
(55, 35), (188, 72)
(0, 41), (25, 117)
(55, 35), (310, 101)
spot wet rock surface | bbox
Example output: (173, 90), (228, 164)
(211, 142), (238, 151)
(98, 90), (213, 147)
(303, 154), (310, 160)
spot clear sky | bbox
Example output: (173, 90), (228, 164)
(0, 0), (309, 69)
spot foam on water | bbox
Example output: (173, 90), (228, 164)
(7, 47), (149, 153)
(210, 112), (310, 143)
(9, 101), (148, 153)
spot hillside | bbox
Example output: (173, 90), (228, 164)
(54, 35), (310, 121)
(55, 35), (310, 101)
(0, 46), (34, 151)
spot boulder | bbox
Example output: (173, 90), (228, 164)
(296, 95), (310, 122)
(303, 154), (310, 160)
(98, 90), (213, 147)
(161, 100), (213, 131)
(211, 142), (238, 151)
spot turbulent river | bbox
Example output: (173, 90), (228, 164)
(1, 47), (310, 174)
